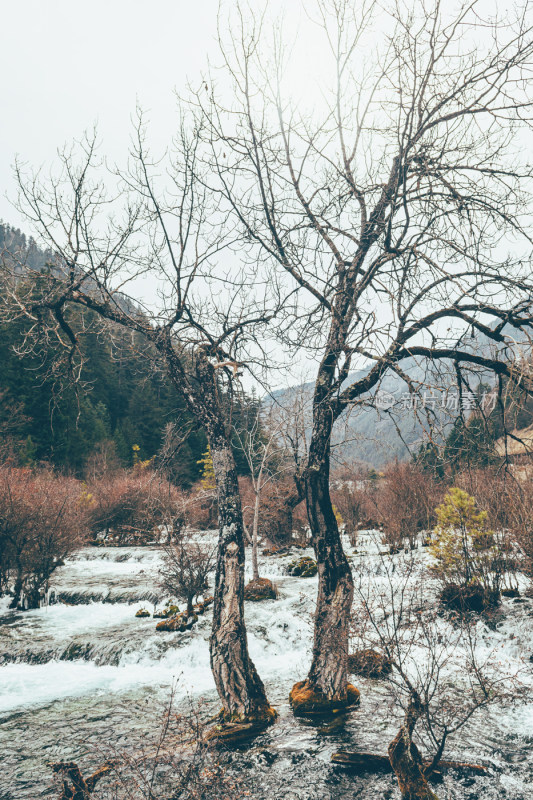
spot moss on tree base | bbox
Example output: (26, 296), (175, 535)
(204, 705), (278, 745)
(289, 680), (360, 715)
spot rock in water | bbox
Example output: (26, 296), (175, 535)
(153, 604), (179, 619)
(286, 557), (317, 577)
(244, 578), (277, 601)
(156, 612), (198, 632)
(348, 649), (392, 679)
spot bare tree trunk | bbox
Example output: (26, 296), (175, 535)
(304, 435), (354, 703)
(388, 694), (439, 800)
(209, 438), (271, 720)
(289, 389), (355, 711)
(252, 486), (260, 581)
(9, 574), (23, 610)
(186, 595), (194, 618)
(160, 345), (274, 726)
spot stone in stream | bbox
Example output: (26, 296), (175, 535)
(348, 649), (392, 679)
(134, 608), (151, 618)
(244, 578), (277, 602)
(156, 612), (198, 632)
(153, 604), (179, 619)
(286, 557), (317, 578)
(193, 595), (214, 615)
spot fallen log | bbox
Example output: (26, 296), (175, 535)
(331, 751), (489, 777)
(331, 751), (392, 772)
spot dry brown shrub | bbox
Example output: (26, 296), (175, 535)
(457, 466), (533, 577)
(256, 479), (305, 547)
(0, 466), (89, 607)
(375, 462), (442, 550)
(86, 469), (187, 544)
(185, 481), (218, 530)
(330, 479), (378, 545)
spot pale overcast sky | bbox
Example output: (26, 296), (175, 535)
(0, 1), (219, 227)
(0, 0), (328, 231)
(0, 0), (500, 230)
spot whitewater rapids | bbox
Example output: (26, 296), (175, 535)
(1, 534), (532, 799)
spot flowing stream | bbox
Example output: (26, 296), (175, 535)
(1, 534), (532, 799)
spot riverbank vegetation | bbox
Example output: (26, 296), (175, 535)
(2, 0), (533, 797)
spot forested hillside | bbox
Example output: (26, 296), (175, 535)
(0, 223), (254, 482)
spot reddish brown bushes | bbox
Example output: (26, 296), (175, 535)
(375, 462), (442, 550)
(85, 469), (221, 544)
(456, 467), (533, 576)
(85, 470), (189, 544)
(239, 476), (306, 548)
(330, 479), (378, 545)
(0, 466), (88, 608)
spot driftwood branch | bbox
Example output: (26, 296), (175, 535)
(51, 761), (113, 799)
(331, 751), (489, 777)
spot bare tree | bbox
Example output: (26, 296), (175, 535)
(159, 537), (215, 617)
(0, 116), (278, 728)
(197, 0), (533, 709)
(350, 546), (522, 799)
(234, 403), (297, 579)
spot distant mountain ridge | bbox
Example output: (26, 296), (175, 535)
(273, 332), (529, 468)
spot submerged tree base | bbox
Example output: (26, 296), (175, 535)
(389, 730), (439, 800)
(289, 680), (360, 716)
(203, 706), (278, 745)
(52, 760), (112, 798)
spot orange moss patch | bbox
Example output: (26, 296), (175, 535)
(348, 649), (392, 679)
(204, 705), (278, 745)
(244, 577), (277, 602)
(289, 680), (360, 715)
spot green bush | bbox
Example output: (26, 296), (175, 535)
(430, 487), (504, 608)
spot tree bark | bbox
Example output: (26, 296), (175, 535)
(388, 694), (439, 800)
(9, 575), (23, 610)
(302, 403), (354, 702)
(251, 484), (261, 581)
(209, 438), (271, 719)
(161, 345), (272, 723)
